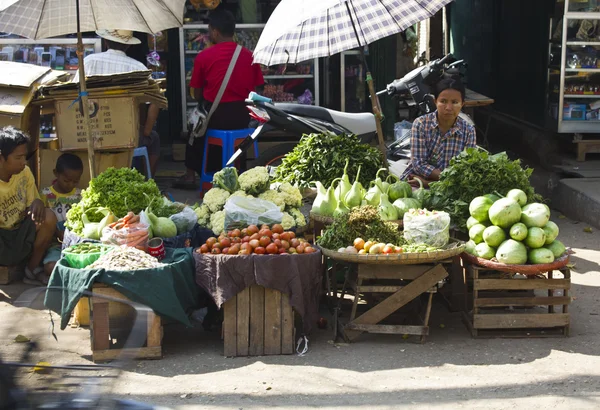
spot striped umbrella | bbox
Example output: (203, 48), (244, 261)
(253, 0), (452, 155)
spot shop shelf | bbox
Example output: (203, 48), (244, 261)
(564, 94), (600, 98)
(264, 74), (314, 79)
(565, 68), (600, 73)
(559, 121), (600, 133)
(566, 41), (600, 46)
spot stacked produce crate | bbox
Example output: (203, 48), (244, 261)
(32, 71), (167, 186)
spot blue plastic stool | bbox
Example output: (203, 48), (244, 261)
(132, 146), (152, 179)
(200, 128), (258, 191)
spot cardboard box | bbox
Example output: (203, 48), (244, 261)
(54, 96), (139, 151)
(38, 148), (133, 189)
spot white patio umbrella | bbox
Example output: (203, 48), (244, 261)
(253, 0), (452, 157)
(0, 0), (186, 177)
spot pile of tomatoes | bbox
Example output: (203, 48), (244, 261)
(196, 224), (317, 255)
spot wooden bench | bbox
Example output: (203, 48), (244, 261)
(90, 284), (163, 362)
(223, 285), (295, 357)
(463, 264), (571, 338)
(574, 139), (600, 162)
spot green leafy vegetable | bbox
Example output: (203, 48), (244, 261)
(65, 168), (161, 235)
(274, 133), (384, 188)
(212, 167), (240, 193)
(425, 148), (542, 231)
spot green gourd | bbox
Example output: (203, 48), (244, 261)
(333, 198), (350, 218)
(344, 165), (364, 208)
(310, 181), (327, 214)
(319, 181), (338, 217)
(378, 193), (399, 221)
(335, 159), (352, 202)
(364, 182), (383, 206)
(412, 178), (426, 204)
(373, 168), (389, 193)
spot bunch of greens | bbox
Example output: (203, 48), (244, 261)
(212, 167), (240, 193)
(424, 148), (542, 231)
(151, 198), (187, 218)
(318, 206), (404, 250)
(274, 133), (384, 188)
(65, 168), (161, 235)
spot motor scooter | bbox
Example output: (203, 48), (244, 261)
(227, 54), (468, 168)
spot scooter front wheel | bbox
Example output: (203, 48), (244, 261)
(257, 142), (298, 167)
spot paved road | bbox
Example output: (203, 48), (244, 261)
(1, 213), (599, 409)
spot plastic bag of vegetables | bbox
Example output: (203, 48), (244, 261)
(403, 209), (451, 248)
(169, 206), (198, 235)
(100, 212), (150, 251)
(223, 196), (283, 230)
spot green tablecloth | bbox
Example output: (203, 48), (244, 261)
(44, 248), (200, 330)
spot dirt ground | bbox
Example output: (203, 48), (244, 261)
(1, 213), (599, 410)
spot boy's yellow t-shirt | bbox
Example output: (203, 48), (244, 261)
(0, 166), (40, 230)
(40, 186), (82, 223)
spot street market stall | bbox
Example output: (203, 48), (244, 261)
(40, 128), (573, 362)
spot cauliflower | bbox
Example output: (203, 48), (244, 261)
(194, 204), (211, 228)
(203, 187), (230, 213)
(239, 166), (270, 196)
(281, 212), (296, 230)
(258, 190), (286, 211)
(287, 207), (306, 227)
(209, 210), (226, 236)
(230, 190), (252, 198)
(278, 182), (303, 208)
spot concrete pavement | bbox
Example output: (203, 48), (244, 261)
(1, 213), (599, 409)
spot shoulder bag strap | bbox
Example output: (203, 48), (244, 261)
(203, 44), (243, 125)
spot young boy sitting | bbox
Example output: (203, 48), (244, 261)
(0, 127), (57, 285)
(39, 153), (84, 277)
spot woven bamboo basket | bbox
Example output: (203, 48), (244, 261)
(461, 251), (571, 275)
(318, 238), (465, 265)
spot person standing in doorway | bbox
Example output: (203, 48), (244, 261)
(73, 29), (161, 177)
(174, 9), (264, 189)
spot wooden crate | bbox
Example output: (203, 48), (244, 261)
(574, 139), (600, 161)
(53, 97), (139, 151)
(0, 265), (24, 285)
(223, 285), (295, 357)
(90, 284), (162, 362)
(463, 264), (571, 338)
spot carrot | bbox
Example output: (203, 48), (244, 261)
(128, 215), (140, 224)
(122, 212), (134, 223)
(109, 222), (118, 228)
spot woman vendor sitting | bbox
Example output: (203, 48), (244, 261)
(401, 77), (476, 187)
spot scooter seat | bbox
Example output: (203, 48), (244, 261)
(328, 110), (376, 137)
(275, 103), (334, 122)
(275, 103), (376, 136)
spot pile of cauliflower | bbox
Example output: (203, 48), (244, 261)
(194, 166), (306, 235)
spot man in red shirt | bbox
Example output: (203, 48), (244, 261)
(176, 9), (264, 189)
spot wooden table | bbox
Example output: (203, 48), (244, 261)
(332, 260), (449, 343)
(464, 89), (495, 147)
